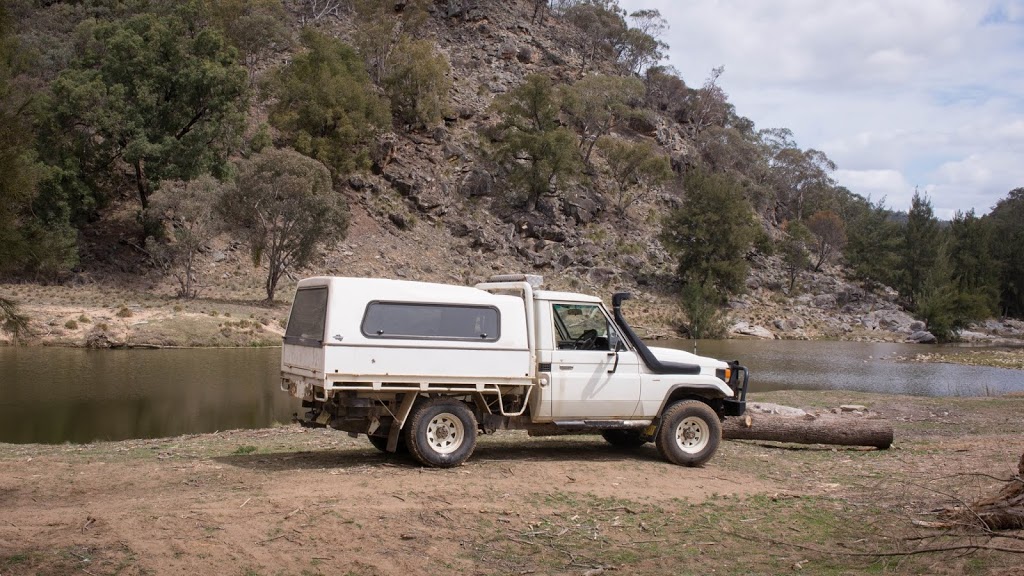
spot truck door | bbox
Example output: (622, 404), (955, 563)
(549, 303), (641, 419)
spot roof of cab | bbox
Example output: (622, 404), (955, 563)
(532, 290), (602, 304)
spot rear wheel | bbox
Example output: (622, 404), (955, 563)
(601, 429), (647, 449)
(655, 400), (721, 467)
(404, 398), (478, 468)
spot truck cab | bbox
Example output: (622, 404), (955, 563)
(281, 274), (748, 468)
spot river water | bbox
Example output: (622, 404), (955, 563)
(1, 341), (1021, 444)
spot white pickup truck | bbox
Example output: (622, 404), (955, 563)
(280, 274), (748, 468)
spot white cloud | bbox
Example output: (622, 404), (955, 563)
(619, 0), (1024, 216)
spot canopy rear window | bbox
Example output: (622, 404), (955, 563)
(361, 302), (500, 341)
(284, 287), (328, 347)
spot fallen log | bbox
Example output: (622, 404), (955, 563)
(722, 413), (893, 449)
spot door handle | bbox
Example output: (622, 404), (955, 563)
(558, 365), (574, 370)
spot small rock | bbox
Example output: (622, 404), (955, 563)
(840, 405), (867, 412)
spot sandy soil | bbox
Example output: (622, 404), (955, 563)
(1, 390), (1022, 576)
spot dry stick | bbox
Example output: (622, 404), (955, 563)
(256, 534), (290, 545)
(898, 478), (990, 530)
(600, 505), (638, 514)
(240, 498), (252, 508)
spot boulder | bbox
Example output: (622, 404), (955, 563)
(562, 195), (601, 225)
(730, 322), (775, 340)
(812, 294), (837, 308)
(460, 169), (493, 197)
(908, 330), (937, 344)
(748, 402), (807, 417)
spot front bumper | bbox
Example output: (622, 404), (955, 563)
(721, 361), (749, 416)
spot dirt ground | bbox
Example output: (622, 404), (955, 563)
(1, 390), (1022, 576)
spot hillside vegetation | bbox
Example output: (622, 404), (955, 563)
(2, 0), (1023, 345)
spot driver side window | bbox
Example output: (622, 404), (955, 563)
(552, 303), (611, 351)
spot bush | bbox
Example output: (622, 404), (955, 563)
(383, 38), (451, 129)
(680, 279), (728, 339)
(116, 306), (133, 318)
(267, 30), (390, 175)
(64, 319), (78, 329)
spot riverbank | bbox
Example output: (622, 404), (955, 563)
(3, 281), (1023, 359)
(1, 390), (1021, 575)
(0, 283), (287, 348)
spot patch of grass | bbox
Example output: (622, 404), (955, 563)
(233, 445), (258, 455)
(78, 314), (91, 323)
(64, 319), (78, 329)
(116, 306), (133, 318)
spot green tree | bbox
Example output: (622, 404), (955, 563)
(805, 210), (847, 272)
(660, 170), (759, 298)
(779, 220), (811, 293)
(145, 176), (225, 299)
(760, 127), (837, 222)
(0, 4), (78, 277)
(0, 296), (31, 343)
(352, 0), (429, 84)
(914, 241), (993, 342)
(267, 29), (390, 176)
(561, 74), (644, 164)
(947, 209), (998, 315)
(900, 190), (942, 307)
(494, 74), (582, 211)
(45, 10), (248, 211)
(987, 188), (1024, 317)
(564, 1), (627, 73)
(383, 37), (451, 129)
(219, 148), (348, 301)
(618, 9), (668, 74)
(203, 0), (291, 79)
(596, 137), (671, 217)
(843, 196), (902, 290)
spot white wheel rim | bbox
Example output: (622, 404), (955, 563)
(675, 416), (710, 454)
(425, 412), (465, 454)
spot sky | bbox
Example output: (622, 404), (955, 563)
(618, 0), (1024, 218)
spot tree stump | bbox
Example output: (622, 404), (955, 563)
(722, 413), (893, 449)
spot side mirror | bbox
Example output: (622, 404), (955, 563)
(607, 331), (621, 352)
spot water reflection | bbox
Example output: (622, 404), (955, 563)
(664, 339), (1024, 397)
(0, 347), (298, 444)
(1, 341), (1021, 445)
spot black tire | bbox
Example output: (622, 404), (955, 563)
(367, 433), (408, 454)
(601, 429), (648, 449)
(655, 400), (721, 467)
(404, 398), (478, 468)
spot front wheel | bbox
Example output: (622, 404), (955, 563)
(655, 400), (721, 467)
(404, 398), (478, 468)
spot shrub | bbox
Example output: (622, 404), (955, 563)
(64, 319), (78, 330)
